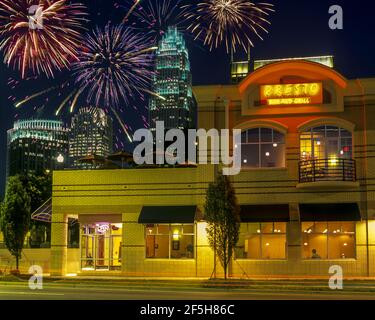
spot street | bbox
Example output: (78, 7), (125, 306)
(0, 281), (375, 300)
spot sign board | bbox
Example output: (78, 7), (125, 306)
(260, 83), (323, 106)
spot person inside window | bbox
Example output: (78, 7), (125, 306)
(186, 243), (194, 258)
(311, 249), (321, 259)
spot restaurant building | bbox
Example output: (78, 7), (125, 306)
(1, 57), (375, 278)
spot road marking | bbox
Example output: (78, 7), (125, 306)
(0, 291), (64, 296)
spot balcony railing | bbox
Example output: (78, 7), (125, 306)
(299, 158), (356, 183)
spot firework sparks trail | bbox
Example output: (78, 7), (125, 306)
(0, 0), (88, 78)
(15, 85), (60, 108)
(122, 0), (188, 44)
(112, 107), (133, 143)
(122, 0), (142, 23)
(72, 23), (157, 108)
(8, 1), (160, 145)
(183, 0), (274, 53)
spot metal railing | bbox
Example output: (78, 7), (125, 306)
(299, 158), (356, 183)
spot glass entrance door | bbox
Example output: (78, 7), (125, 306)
(81, 223), (122, 271)
(81, 234), (94, 270)
(95, 234), (110, 270)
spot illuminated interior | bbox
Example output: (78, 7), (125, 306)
(300, 125), (353, 160)
(145, 224), (195, 259)
(81, 223), (122, 271)
(235, 223), (287, 260)
(302, 222), (356, 259)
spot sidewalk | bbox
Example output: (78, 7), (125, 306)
(2, 274), (375, 294)
(49, 274), (375, 281)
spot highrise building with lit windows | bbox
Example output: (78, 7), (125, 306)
(149, 26), (196, 131)
(6, 119), (69, 179)
(69, 106), (113, 169)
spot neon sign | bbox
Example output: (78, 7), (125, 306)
(260, 83), (323, 106)
(96, 224), (109, 234)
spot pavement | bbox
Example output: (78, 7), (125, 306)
(0, 276), (375, 300)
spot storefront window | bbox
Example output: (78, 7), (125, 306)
(235, 223), (287, 260)
(302, 222), (356, 259)
(145, 224), (195, 259)
(300, 126), (353, 160)
(241, 128), (286, 168)
(68, 219), (80, 248)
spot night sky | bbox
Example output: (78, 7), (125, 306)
(0, 0), (374, 197)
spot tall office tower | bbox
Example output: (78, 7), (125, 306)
(69, 106), (113, 169)
(6, 119), (69, 179)
(149, 26), (196, 131)
(230, 50), (251, 84)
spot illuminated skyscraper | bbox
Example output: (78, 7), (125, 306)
(149, 26), (196, 131)
(6, 119), (69, 178)
(69, 106), (113, 169)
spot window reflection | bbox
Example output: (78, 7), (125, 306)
(241, 128), (286, 168)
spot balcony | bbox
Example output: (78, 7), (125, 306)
(298, 158), (358, 189)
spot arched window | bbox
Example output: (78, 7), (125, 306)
(241, 128), (286, 168)
(300, 126), (353, 160)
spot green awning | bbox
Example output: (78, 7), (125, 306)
(240, 205), (290, 222)
(138, 206), (197, 224)
(299, 203), (361, 221)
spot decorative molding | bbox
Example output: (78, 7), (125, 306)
(234, 119), (288, 134)
(297, 117), (356, 132)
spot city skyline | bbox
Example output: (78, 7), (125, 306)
(0, 0), (374, 195)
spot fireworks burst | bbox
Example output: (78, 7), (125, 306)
(123, 0), (187, 44)
(183, 0), (274, 53)
(72, 23), (157, 108)
(0, 0), (88, 78)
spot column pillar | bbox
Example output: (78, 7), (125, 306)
(287, 203), (302, 261)
(50, 213), (68, 276)
(121, 213), (127, 274)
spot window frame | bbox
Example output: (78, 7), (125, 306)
(301, 221), (357, 260)
(240, 127), (287, 169)
(144, 223), (196, 260)
(300, 125), (353, 160)
(235, 222), (288, 261)
(80, 223), (123, 271)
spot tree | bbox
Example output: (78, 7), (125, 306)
(204, 173), (240, 280)
(20, 172), (52, 213)
(20, 173), (52, 246)
(0, 176), (31, 271)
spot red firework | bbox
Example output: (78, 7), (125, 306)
(0, 0), (88, 78)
